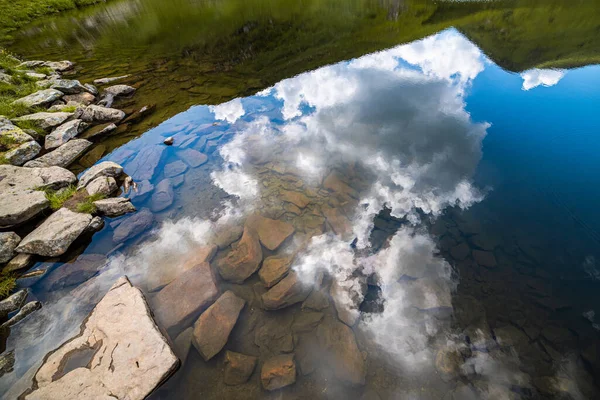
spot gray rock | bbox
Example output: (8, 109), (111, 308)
(0, 165), (76, 227)
(24, 72), (46, 80)
(24, 139), (91, 168)
(93, 75), (130, 85)
(0, 350), (15, 378)
(224, 351), (257, 385)
(150, 179), (174, 212)
(4, 141), (41, 166)
(112, 208), (154, 243)
(85, 176), (118, 196)
(41, 254), (106, 291)
(17, 61), (46, 69)
(124, 144), (165, 180)
(12, 112), (72, 131)
(44, 60), (74, 72)
(86, 216), (104, 233)
(104, 84), (135, 97)
(3, 253), (34, 273)
(94, 197), (136, 217)
(81, 105), (125, 123)
(63, 92), (95, 105)
(50, 79), (87, 94)
(77, 161), (124, 189)
(12, 89), (63, 108)
(80, 122), (117, 140)
(0, 72), (11, 83)
(44, 119), (87, 150)
(16, 208), (93, 257)
(163, 137), (174, 145)
(1, 301), (41, 328)
(0, 232), (21, 263)
(174, 327), (194, 366)
(164, 160), (187, 178)
(23, 276), (179, 399)
(83, 83), (98, 95)
(1, 121), (34, 143)
(0, 289), (27, 319)
(178, 148), (207, 168)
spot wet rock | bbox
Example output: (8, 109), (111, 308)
(112, 208), (154, 243)
(0, 350), (15, 378)
(93, 75), (130, 85)
(4, 141), (41, 166)
(322, 206), (352, 238)
(63, 92), (95, 105)
(403, 278), (452, 312)
(292, 311), (324, 333)
(122, 104), (156, 124)
(262, 272), (309, 310)
(0, 165), (75, 227)
(85, 176), (118, 196)
(147, 245), (216, 292)
(83, 83), (98, 95)
(281, 190), (310, 208)
(12, 112), (72, 131)
(3, 253), (34, 273)
(178, 148), (207, 168)
(224, 351), (257, 385)
(216, 227), (262, 283)
(85, 216), (104, 233)
(261, 354), (296, 391)
(246, 215), (295, 251)
(330, 277), (364, 327)
(254, 313), (294, 356)
(22, 276), (178, 400)
(164, 160), (188, 178)
(0, 232), (21, 263)
(79, 145), (106, 167)
(150, 179), (174, 212)
(163, 137), (174, 146)
(44, 119), (87, 150)
(94, 197), (136, 217)
(453, 295), (487, 328)
(77, 161), (124, 189)
(125, 144), (165, 180)
(104, 84), (135, 97)
(214, 225), (244, 249)
(192, 291), (245, 361)
(316, 318), (366, 385)
(16, 208), (92, 257)
(450, 242), (470, 261)
(12, 89), (63, 108)
(50, 79), (87, 94)
(172, 174), (185, 188)
(0, 289), (27, 319)
(25, 139), (91, 168)
(80, 105), (125, 123)
(302, 290), (329, 311)
(44, 60), (74, 72)
(41, 254), (106, 291)
(435, 345), (464, 381)
(323, 171), (358, 198)
(80, 122), (117, 140)
(259, 256), (292, 288)
(472, 250), (497, 268)
(1, 301), (41, 328)
(173, 327), (194, 366)
(153, 262), (218, 331)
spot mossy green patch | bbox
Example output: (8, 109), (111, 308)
(75, 193), (105, 214)
(0, 273), (16, 299)
(41, 185), (77, 210)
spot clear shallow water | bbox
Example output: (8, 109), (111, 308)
(1, 6), (600, 400)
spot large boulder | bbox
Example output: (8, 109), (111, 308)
(77, 161), (123, 189)
(112, 208), (154, 243)
(45, 119), (87, 150)
(93, 197), (136, 217)
(223, 351), (257, 385)
(16, 208), (92, 257)
(25, 139), (91, 168)
(150, 179), (174, 212)
(0, 232), (21, 263)
(262, 272), (309, 310)
(216, 227), (262, 283)
(12, 89), (63, 108)
(246, 215), (295, 250)
(12, 112), (72, 131)
(0, 165), (76, 227)
(4, 141), (41, 166)
(81, 105), (125, 123)
(192, 291), (245, 361)
(22, 276), (179, 400)
(50, 79), (87, 94)
(261, 354), (296, 391)
(153, 262), (218, 331)
(316, 318), (366, 385)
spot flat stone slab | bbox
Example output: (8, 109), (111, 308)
(25, 139), (92, 168)
(246, 215), (295, 251)
(4, 141), (41, 166)
(94, 197), (136, 217)
(12, 112), (72, 131)
(125, 145), (165, 181)
(16, 208), (92, 257)
(80, 105), (125, 123)
(261, 354), (296, 391)
(216, 227), (262, 283)
(12, 89), (63, 108)
(112, 208), (154, 243)
(45, 119), (87, 150)
(22, 276), (179, 400)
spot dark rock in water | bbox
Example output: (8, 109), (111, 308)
(292, 311), (324, 333)
(41, 254), (106, 292)
(214, 225), (244, 249)
(1, 301), (41, 328)
(163, 137), (174, 146)
(0, 232), (21, 263)
(472, 250), (497, 268)
(262, 272), (309, 310)
(223, 351), (257, 385)
(0, 289), (28, 319)
(302, 290), (329, 311)
(93, 75), (130, 85)
(453, 295), (486, 328)
(125, 144), (165, 181)
(216, 227), (262, 283)
(435, 345), (465, 382)
(254, 313), (294, 357)
(316, 318), (366, 385)
(192, 291), (245, 361)
(164, 160), (187, 178)
(112, 208), (154, 243)
(280, 190), (310, 208)
(80, 123), (117, 140)
(153, 262), (218, 331)
(173, 327), (194, 367)
(261, 354), (296, 391)
(150, 179), (174, 212)
(450, 242), (471, 261)
(259, 256), (291, 288)
(178, 148), (207, 168)
(246, 215), (295, 251)
(122, 104), (155, 124)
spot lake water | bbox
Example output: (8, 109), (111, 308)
(1, 1), (600, 399)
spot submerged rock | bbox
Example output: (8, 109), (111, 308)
(112, 208), (154, 243)
(178, 148), (207, 168)
(262, 272), (309, 310)
(77, 161), (124, 189)
(216, 227), (262, 283)
(261, 354), (296, 391)
(150, 179), (174, 212)
(41, 254), (106, 292)
(192, 291), (245, 361)
(80, 122), (117, 140)
(25, 139), (91, 168)
(147, 245), (216, 292)
(80, 105), (125, 123)
(12, 112), (72, 131)
(153, 262), (218, 331)
(1, 301), (41, 328)
(93, 75), (130, 85)
(0, 289), (27, 319)
(44, 119), (87, 150)
(22, 276), (178, 400)
(12, 89), (63, 108)
(104, 84), (135, 97)
(4, 141), (41, 166)
(259, 256), (292, 288)
(0, 232), (21, 263)
(473, 250), (497, 268)
(94, 197), (136, 217)
(223, 351), (257, 385)
(125, 144), (165, 180)
(173, 327), (194, 367)
(164, 160), (187, 178)
(63, 92), (95, 106)
(246, 215), (295, 251)
(16, 208), (92, 257)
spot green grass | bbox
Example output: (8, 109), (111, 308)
(57, 105), (77, 113)
(0, 134), (18, 151)
(42, 185), (77, 210)
(0, 154), (8, 165)
(0, 49), (42, 118)
(76, 193), (105, 214)
(0, 273), (16, 299)
(12, 118), (45, 135)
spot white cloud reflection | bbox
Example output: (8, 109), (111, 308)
(521, 68), (565, 90)
(209, 98), (245, 123)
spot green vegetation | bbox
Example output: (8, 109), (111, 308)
(76, 193), (105, 214)
(41, 185), (77, 210)
(57, 105), (77, 113)
(0, 50), (47, 118)
(0, 273), (16, 299)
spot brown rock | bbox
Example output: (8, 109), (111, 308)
(323, 171), (357, 198)
(246, 215), (295, 251)
(316, 318), (366, 385)
(153, 262), (218, 331)
(473, 250), (497, 268)
(262, 272), (309, 310)
(214, 224), (244, 249)
(173, 327), (194, 366)
(147, 245), (217, 291)
(216, 227), (262, 283)
(302, 290), (329, 311)
(292, 311), (324, 333)
(281, 190), (310, 208)
(261, 354), (296, 391)
(322, 206), (352, 238)
(192, 291), (245, 361)
(259, 256), (291, 288)
(223, 351), (257, 385)
(254, 314), (294, 357)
